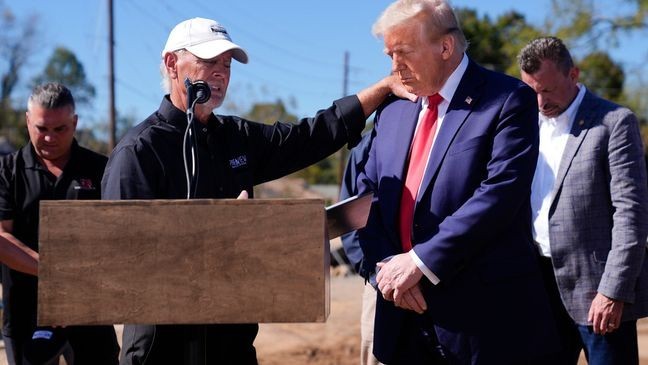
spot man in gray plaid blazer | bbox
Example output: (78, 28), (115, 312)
(519, 37), (648, 365)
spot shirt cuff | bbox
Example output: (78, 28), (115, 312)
(409, 250), (440, 285)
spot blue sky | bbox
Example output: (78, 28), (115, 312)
(7, 1), (647, 131)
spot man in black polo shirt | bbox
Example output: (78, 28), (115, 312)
(0, 83), (120, 365)
(102, 17), (413, 365)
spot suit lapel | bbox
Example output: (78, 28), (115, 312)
(417, 61), (484, 204)
(550, 91), (597, 208)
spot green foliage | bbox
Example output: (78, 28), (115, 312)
(639, 123), (648, 159)
(458, 9), (506, 71)
(549, 0), (647, 49)
(31, 47), (95, 106)
(244, 99), (341, 184)
(0, 105), (27, 147)
(75, 127), (109, 156)
(578, 51), (625, 102)
(244, 99), (297, 124)
(623, 83), (648, 123)
(494, 12), (544, 77)
(457, 8), (542, 77)
(0, 4), (37, 107)
(0, 2), (35, 149)
(78, 111), (139, 155)
(549, 0), (594, 41)
(294, 154), (340, 185)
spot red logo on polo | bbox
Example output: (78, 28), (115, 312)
(78, 178), (94, 189)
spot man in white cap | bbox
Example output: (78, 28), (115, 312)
(102, 17), (413, 365)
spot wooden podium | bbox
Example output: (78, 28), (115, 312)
(37, 199), (330, 326)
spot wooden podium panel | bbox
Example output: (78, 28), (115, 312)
(38, 199), (330, 325)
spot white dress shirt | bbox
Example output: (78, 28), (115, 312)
(531, 84), (586, 257)
(408, 54), (468, 285)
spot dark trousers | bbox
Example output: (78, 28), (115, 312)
(388, 311), (448, 365)
(539, 257), (639, 365)
(4, 326), (119, 365)
(120, 323), (259, 365)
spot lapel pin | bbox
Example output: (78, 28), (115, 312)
(579, 120), (584, 126)
(465, 96), (472, 105)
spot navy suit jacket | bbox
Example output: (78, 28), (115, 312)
(358, 60), (559, 364)
(340, 132), (372, 275)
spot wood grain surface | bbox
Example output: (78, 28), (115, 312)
(38, 199), (329, 325)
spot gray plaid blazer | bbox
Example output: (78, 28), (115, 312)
(548, 90), (648, 324)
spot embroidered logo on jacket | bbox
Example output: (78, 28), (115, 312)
(229, 155), (248, 169)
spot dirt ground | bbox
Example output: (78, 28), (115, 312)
(0, 275), (647, 364)
(255, 275), (364, 365)
(255, 275), (648, 365)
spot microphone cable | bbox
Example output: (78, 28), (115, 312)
(182, 78), (211, 199)
(183, 97), (199, 199)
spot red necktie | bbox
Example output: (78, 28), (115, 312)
(398, 94), (444, 252)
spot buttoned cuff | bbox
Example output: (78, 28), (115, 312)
(409, 250), (440, 285)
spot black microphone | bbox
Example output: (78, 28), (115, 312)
(184, 77), (211, 106)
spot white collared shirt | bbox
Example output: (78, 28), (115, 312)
(531, 84), (586, 257)
(409, 54), (469, 285)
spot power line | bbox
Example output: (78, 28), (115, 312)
(234, 67), (338, 99)
(245, 52), (343, 85)
(115, 77), (161, 105)
(121, 0), (173, 34)
(186, 0), (367, 72)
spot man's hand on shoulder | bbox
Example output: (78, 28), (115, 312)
(383, 74), (418, 102)
(357, 75), (417, 118)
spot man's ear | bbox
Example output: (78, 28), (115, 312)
(164, 52), (179, 80)
(440, 34), (456, 60)
(569, 66), (580, 83)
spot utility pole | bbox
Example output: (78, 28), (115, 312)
(108, 0), (116, 150)
(338, 51), (350, 192)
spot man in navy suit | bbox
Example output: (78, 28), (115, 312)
(356, 1), (560, 364)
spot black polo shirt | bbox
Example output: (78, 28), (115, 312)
(102, 94), (365, 200)
(0, 140), (107, 337)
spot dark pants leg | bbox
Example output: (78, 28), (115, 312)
(538, 257), (584, 365)
(388, 311), (447, 365)
(120, 323), (259, 365)
(205, 323), (258, 364)
(578, 320), (638, 365)
(3, 334), (24, 365)
(67, 325), (120, 365)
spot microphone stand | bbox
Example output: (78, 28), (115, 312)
(183, 78), (211, 364)
(183, 78), (211, 199)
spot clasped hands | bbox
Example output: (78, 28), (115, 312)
(376, 253), (427, 314)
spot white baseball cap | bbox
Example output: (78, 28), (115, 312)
(162, 17), (249, 64)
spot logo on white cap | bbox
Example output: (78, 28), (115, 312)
(210, 25), (227, 35)
(162, 17), (248, 64)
